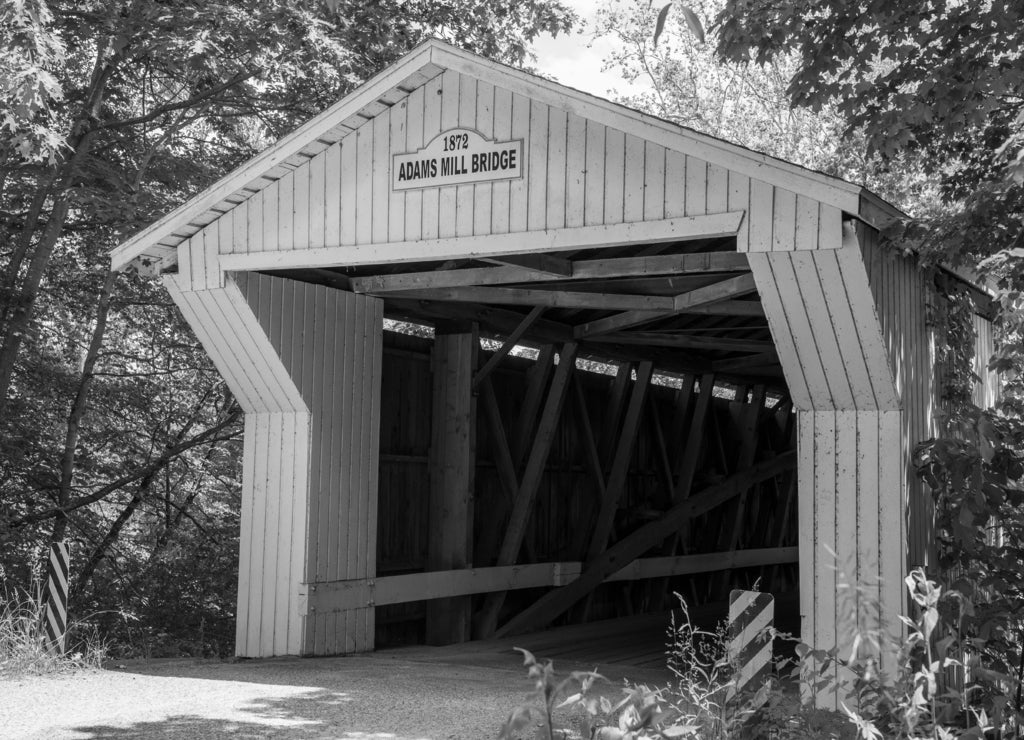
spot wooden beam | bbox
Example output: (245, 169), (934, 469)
(476, 342), (579, 637)
(574, 273), (759, 337)
(472, 306), (545, 391)
(386, 298), (574, 343)
(599, 362), (634, 461)
(588, 332), (774, 353)
(390, 286), (676, 312)
(714, 385), (767, 597)
(353, 251), (750, 293)
(475, 377), (532, 566)
(483, 253), (573, 276)
(569, 378), (608, 558)
(712, 351), (779, 371)
(493, 451), (797, 637)
(298, 547), (800, 614)
(678, 301), (765, 317)
(585, 361), (655, 561)
(511, 345), (556, 466)
(426, 328), (477, 644)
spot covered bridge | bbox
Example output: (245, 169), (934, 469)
(111, 40), (995, 696)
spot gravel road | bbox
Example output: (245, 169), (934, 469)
(0, 646), (671, 739)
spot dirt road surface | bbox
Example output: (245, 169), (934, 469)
(0, 644), (672, 739)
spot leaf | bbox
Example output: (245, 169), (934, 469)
(677, 6), (705, 44)
(555, 692), (582, 708)
(653, 3), (672, 46)
(654, 3), (705, 46)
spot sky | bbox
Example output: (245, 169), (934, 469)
(528, 0), (640, 100)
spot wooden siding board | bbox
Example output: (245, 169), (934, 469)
(324, 144), (341, 247)
(547, 107), (568, 229)
(665, 149), (686, 219)
(372, 111), (390, 243)
(878, 409), (904, 672)
(438, 69), (460, 239)
(404, 85), (426, 241)
(491, 85), (513, 234)
(790, 251), (854, 409)
(727, 171), (750, 252)
(813, 250), (876, 409)
(508, 92), (530, 232)
(566, 112), (587, 228)
(747, 253), (811, 409)
(355, 120), (374, 245)
(455, 73), (477, 237)
(643, 142), (665, 222)
(604, 128), (625, 225)
(388, 100), (407, 243)
(249, 413), (270, 654)
(684, 156), (707, 217)
(340, 135), (357, 246)
(770, 253), (832, 408)
(856, 412), (880, 629)
(813, 410), (838, 710)
(834, 410), (858, 659)
(474, 80), (496, 236)
(623, 135), (645, 223)
(796, 410), (815, 669)
(236, 413), (257, 654)
(261, 413), (284, 656)
(279, 170), (295, 251)
(263, 180), (280, 252)
(584, 120), (606, 226)
(836, 240), (900, 409)
(706, 163), (728, 213)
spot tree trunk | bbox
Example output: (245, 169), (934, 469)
(50, 270), (116, 544)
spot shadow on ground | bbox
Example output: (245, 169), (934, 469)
(71, 688), (438, 739)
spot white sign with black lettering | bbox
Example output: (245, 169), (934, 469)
(392, 128), (522, 191)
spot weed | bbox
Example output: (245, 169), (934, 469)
(0, 583), (107, 677)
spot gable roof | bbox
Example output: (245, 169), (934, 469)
(110, 38), (901, 273)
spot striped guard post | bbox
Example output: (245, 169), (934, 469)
(43, 542), (71, 654)
(728, 589), (774, 698)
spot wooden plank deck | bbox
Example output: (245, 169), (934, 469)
(375, 593), (798, 683)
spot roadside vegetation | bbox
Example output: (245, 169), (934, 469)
(0, 584), (106, 676)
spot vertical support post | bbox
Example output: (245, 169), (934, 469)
(426, 324), (477, 644)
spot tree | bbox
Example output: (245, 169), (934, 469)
(689, 0), (1024, 727)
(0, 0), (575, 655)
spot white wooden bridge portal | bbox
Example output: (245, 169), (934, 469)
(112, 40), (995, 708)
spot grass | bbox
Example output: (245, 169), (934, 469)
(0, 583), (107, 677)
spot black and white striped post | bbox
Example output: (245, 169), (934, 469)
(43, 542), (71, 653)
(728, 589), (774, 698)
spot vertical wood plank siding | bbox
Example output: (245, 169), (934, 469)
(858, 227), (935, 575)
(746, 224), (905, 709)
(164, 271), (383, 657)
(211, 71), (844, 257)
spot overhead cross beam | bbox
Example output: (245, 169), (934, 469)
(573, 273), (759, 338)
(391, 286), (675, 312)
(353, 252), (749, 293)
(482, 254), (573, 276)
